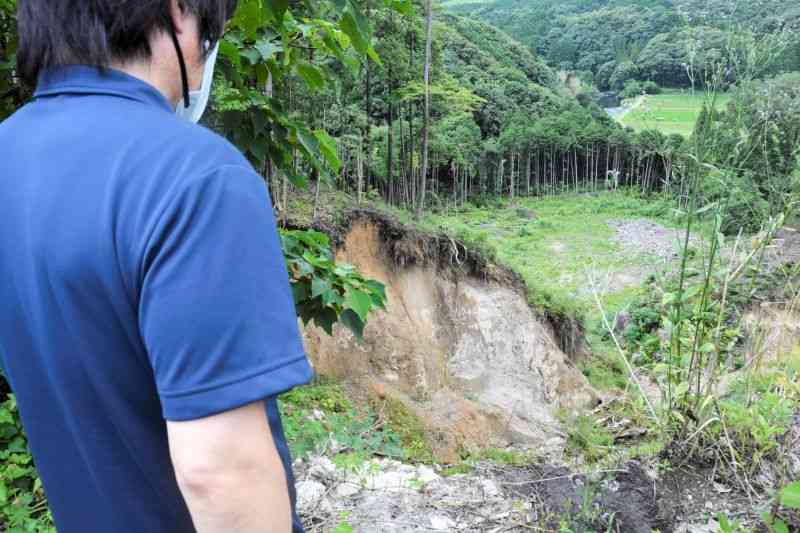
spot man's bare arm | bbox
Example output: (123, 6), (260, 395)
(167, 401), (291, 533)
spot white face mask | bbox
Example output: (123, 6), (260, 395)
(176, 41), (220, 124)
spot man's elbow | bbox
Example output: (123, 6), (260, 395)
(174, 456), (288, 502)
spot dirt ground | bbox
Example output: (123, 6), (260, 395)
(297, 450), (791, 532)
(608, 219), (694, 263)
(297, 413), (800, 531)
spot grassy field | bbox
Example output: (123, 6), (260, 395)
(419, 192), (684, 318)
(619, 89), (731, 137)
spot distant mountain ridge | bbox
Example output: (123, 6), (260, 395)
(443, 0), (800, 90)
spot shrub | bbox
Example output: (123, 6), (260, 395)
(641, 81), (662, 94)
(280, 378), (405, 460)
(620, 80), (643, 99)
(610, 60), (640, 91)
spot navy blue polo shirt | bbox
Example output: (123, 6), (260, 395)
(0, 66), (313, 532)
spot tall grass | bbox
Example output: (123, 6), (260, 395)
(593, 51), (800, 500)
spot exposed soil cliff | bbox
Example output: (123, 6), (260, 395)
(302, 211), (597, 462)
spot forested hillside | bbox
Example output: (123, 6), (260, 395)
(203, 1), (683, 213)
(445, 0), (800, 90)
(4, 0), (791, 224)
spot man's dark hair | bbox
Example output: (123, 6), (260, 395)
(17, 0), (238, 86)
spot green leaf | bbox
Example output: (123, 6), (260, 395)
(297, 129), (319, 153)
(296, 62), (325, 90)
(345, 289), (372, 323)
(717, 513), (731, 533)
(218, 40), (241, 67)
(322, 290), (343, 307)
(0, 408), (13, 425)
(264, 0), (289, 23)
(700, 342), (716, 354)
(312, 307), (338, 336)
(696, 201), (718, 215)
(0, 479), (6, 504)
(339, 10), (369, 55)
(311, 278), (332, 299)
(333, 523), (355, 533)
(773, 520), (789, 533)
(291, 281), (310, 304)
(240, 47), (261, 65)
(367, 46), (381, 65)
(780, 481), (800, 509)
(232, 0), (262, 40)
(365, 279), (386, 299)
(255, 39), (282, 61)
(287, 170), (309, 189)
(249, 137), (268, 165)
(314, 130), (341, 172)
(339, 309), (365, 342)
(389, 0), (414, 16)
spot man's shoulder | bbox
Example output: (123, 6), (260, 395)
(131, 111), (259, 193)
(149, 113), (252, 174)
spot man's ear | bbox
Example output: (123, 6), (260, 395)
(168, 0), (190, 35)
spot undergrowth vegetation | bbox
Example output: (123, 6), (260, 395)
(0, 395), (53, 532)
(279, 377), (436, 466)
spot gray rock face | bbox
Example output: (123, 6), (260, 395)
(439, 280), (595, 450)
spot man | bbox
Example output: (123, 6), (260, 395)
(0, 1), (313, 532)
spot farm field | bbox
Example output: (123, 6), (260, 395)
(619, 89), (731, 137)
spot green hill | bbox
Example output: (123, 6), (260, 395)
(437, 13), (598, 138)
(443, 0), (800, 90)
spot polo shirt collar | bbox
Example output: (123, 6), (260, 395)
(35, 66), (174, 113)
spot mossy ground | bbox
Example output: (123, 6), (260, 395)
(368, 395), (436, 464)
(280, 377), (406, 462)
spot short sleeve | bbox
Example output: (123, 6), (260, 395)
(138, 165), (312, 421)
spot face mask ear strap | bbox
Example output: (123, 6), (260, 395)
(165, 16), (191, 109)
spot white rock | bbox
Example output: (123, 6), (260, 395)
(676, 520), (720, 533)
(296, 480), (327, 513)
(397, 464), (417, 475)
(334, 480), (362, 498)
(416, 465), (440, 485)
(308, 456), (338, 481)
(480, 479), (501, 498)
(364, 470), (416, 492)
(430, 515), (457, 530)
